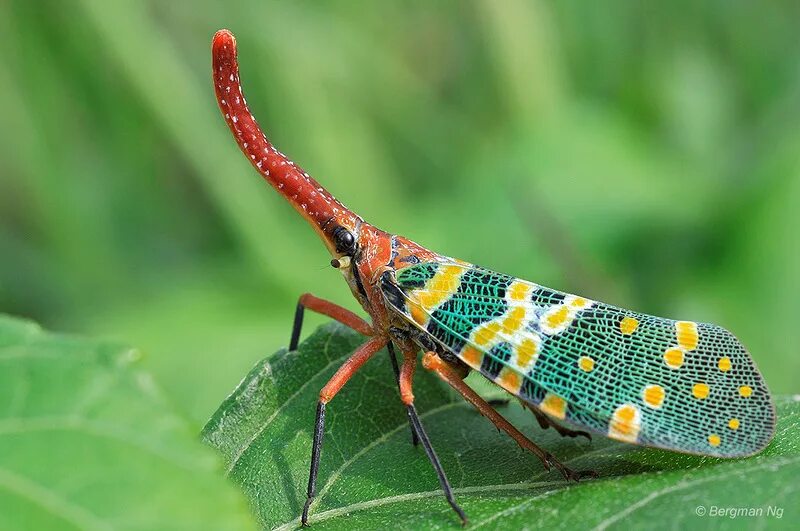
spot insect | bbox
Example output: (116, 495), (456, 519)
(211, 29), (776, 526)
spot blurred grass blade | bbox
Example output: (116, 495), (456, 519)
(74, 0), (319, 289)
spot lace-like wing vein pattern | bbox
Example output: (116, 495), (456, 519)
(384, 261), (775, 457)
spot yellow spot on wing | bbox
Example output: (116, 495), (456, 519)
(692, 383), (710, 399)
(718, 356), (732, 372)
(410, 305), (427, 326)
(578, 356), (594, 372)
(475, 322), (501, 347)
(708, 434), (721, 447)
(619, 316), (639, 335)
(728, 418), (740, 430)
(545, 306), (569, 330)
(676, 321), (698, 350)
(663, 347), (684, 369)
(509, 281), (530, 301)
(541, 295), (593, 335)
(516, 338), (538, 369)
(642, 384), (665, 408)
(428, 265), (463, 294)
(570, 297), (589, 309)
(406, 264), (465, 326)
(540, 393), (567, 420)
(461, 280), (536, 372)
(739, 385), (753, 397)
(461, 346), (483, 368)
(502, 306), (526, 334)
(497, 368), (521, 394)
(608, 403), (641, 443)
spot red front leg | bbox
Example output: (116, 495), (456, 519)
(398, 349), (417, 405)
(318, 336), (388, 403)
(290, 293), (373, 351)
(303, 335), (387, 525)
(421, 352), (597, 482)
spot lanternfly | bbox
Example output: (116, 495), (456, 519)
(211, 29), (776, 526)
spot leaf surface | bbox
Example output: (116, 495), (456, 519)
(204, 324), (798, 530)
(0, 315), (257, 531)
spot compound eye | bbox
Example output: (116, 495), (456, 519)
(333, 227), (356, 254)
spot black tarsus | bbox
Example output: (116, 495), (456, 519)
(302, 401), (326, 526)
(291, 304), (465, 525)
(407, 404), (468, 526)
(387, 342), (419, 446)
(289, 299), (305, 351)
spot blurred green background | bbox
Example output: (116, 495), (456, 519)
(1, 0), (798, 427)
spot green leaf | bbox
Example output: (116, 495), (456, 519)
(0, 315), (257, 531)
(203, 324), (799, 530)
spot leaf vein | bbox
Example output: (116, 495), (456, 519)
(593, 456), (800, 530)
(225, 332), (350, 475)
(277, 480), (570, 530)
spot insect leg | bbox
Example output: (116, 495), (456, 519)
(406, 403), (468, 525)
(387, 342), (419, 446)
(523, 401), (591, 441)
(290, 293), (373, 350)
(302, 335), (387, 526)
(422, 352), (597, 482)
(398, 348), (417, 405)
(303, 400), (325, 527)
(396, 347), (467, 525)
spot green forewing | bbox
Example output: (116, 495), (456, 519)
(386, 261), (775, 458)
